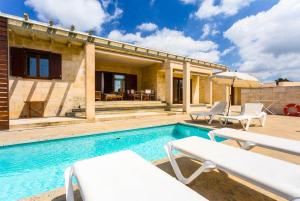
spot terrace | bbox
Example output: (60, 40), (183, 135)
(1, 113), (299, 201)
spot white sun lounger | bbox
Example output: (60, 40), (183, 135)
(208, 128), (300, 156)
(65, 150), (208, 201)
(220, 103), (267, 130)
(190, 101), (227, 124)
(165, 137), (300, 201)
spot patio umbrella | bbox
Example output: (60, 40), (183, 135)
(209, 72), (262, 115)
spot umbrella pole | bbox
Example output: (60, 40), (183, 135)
(226, 79), (235, 116)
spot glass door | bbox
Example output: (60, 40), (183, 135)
(114, 74), (125, 93)
(173, 78), (183, 104)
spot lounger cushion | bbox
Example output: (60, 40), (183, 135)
(211, 128), (300, 156)
(72, 150), (207, 201)
(171, 137), (300, 200)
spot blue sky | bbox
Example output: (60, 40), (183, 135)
(1, 0), (299, 82)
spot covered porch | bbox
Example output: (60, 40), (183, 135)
(94, 49), (163, 102)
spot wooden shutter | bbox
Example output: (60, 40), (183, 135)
(0, 16), (9, 129)
(10, 47), (26, 77)
(50, 53), (62, 79)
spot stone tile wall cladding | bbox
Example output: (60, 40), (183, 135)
(241, 86), (300, 115)
(9, 34), (86, 119)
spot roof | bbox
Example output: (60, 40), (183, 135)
(0, 12), (228, 71)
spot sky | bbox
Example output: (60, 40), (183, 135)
(0, 0), (299, 82)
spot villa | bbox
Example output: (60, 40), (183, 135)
(0, 13), (236, 130)
(0, 11), (300, 201)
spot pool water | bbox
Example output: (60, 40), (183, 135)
(0, 123), (223, 201)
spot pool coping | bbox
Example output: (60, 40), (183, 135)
(0, 122), (214, 148)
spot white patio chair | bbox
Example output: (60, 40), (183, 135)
(220, 103), (267, 130)
(208, 128), (300, 156)
(190, 102), (227, 124)
(165, 136), (300, 201)
(65, 150), (207, 201)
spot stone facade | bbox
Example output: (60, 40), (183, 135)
(241, 86), (300, 114)
(8, 33), (227, 120)
(9, 34), (86, 119)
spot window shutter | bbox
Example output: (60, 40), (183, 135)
(10, 47), (26, 77)
(50, 53), (62, 79)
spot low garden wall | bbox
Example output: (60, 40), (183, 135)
(241, 86), (300, 115)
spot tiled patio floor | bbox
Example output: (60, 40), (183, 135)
(2, 114), (299, 201)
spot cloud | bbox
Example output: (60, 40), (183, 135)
(108, 28), (220, 63)
(188, 0), (254, 19)
(180, 0), (197, 4)
(201, 23), (219, 39)
(224, 0), (300, 81)
(25, 0), (122, 32)
(221, 46), (235, 56)
(136, 23), (158, 32)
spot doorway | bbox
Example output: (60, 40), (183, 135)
(173, 78), (192, 104)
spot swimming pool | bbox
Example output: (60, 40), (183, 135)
(0, 123), (223, 201)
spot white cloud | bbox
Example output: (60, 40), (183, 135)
(194, 0), (254, 19)
(136, 23), (158, 32)
(201, 23), (219, 39)
(180, 0), (197, 4)
(221, 46), (235, 56)
(224, 0), (300, 81)
(25, 0), (122, 32)
(108, 28), (220, 63)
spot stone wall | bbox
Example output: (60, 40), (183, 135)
(212, 83), (227, 102)
(9, 35), (86, 119)
(241, 86), (300, 115)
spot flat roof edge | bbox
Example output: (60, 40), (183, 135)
(0, 12), (229, 71)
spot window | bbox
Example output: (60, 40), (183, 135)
(10, 47), (61, 79)
(26, 52), (50, 78)
(114, 74), (125, 92)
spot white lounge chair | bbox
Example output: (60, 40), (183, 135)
(208, 128), (300, 156)
(165, 137), (300, 200)
(220, 103), (267, 130)
(65, 150), (207, 201)
(190, 102), (227, 124)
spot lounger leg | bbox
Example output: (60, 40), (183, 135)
(239, 120), (246, 130)
(219, 118), (228, 127)
(240, 141), (256, 150)
(245, 118), (252, 131)
(190, 114), (199, 121)
(165, 143), (216, 184)
(208, 115), (214, 124)
(208, 131), (216, 141)
(65, 167), (75, 201)
(259, 112), (267, 127)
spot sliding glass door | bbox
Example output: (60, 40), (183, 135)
(114, 74), (125, 93)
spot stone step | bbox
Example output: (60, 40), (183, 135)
(66, 108), (167, 118)
(72, 103), (167, 113)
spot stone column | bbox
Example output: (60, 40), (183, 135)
(164, 60), (173, 105)
(85, 43), (95, 120)
(209, 78), (213, 106)
(183, 62), (191, 112)
(225, 86), (230, 103)
(192, 75), (200, 104)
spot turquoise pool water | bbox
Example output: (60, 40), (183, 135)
(0, 123), (223, 201)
